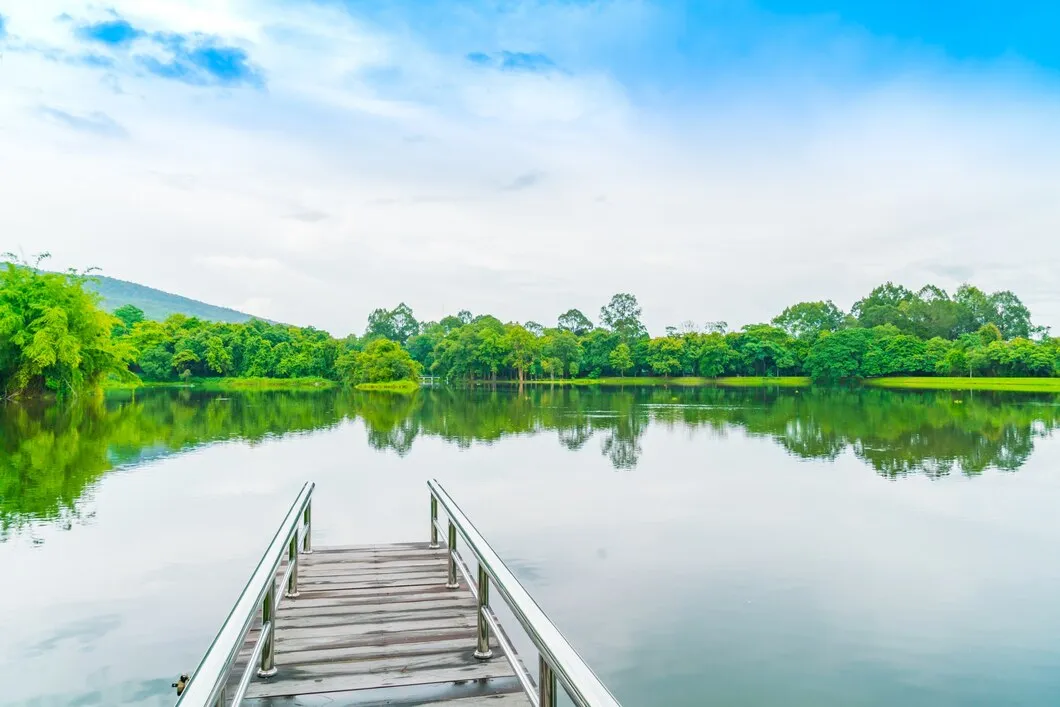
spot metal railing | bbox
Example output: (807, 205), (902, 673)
(175, 482), (314, 707)
(428, 480), (623, 707)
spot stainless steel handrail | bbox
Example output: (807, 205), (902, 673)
(175, 482), (314, 707)
(428, 480), (623, 707)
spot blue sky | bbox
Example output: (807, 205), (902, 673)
(1, 1), (1058, 334)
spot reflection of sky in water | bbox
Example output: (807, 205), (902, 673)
(2, 389), (1060, 706)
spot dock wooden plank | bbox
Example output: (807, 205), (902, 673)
(298, 569), (448, 584)
(296, 575), (450, 591)
(425, 694), (531, 706)
(244, 542), (530, 705)
(275, 625), (479, 653)
(282, 587), (470, 608)
(281, 597), (475, 618)
(278, 636), (486, 665)
(245, 657), (516, 698)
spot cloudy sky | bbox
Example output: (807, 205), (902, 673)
(1, 1), (1058, 336)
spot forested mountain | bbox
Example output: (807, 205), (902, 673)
(83, 274), (256, 323)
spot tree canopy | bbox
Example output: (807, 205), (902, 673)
(0, 257), (133, 398)
(2, 260), (1055, 397)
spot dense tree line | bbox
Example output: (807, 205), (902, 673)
(371, 285), (1058, 382)
(108, 287), (1060, 387)
(0, 258), (422, 397)
(2, 253), (1058, 398)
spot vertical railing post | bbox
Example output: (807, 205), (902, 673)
(258, 581), (278, 677)
(212, 686), (226, 707)
(539, 655), (557, 707)
(286, 536), (299, 598)
(302, 501), (312, 554)
(429, 494), (440, 548)
(474, 563), (493, 659)
(446, 521), (459, 589)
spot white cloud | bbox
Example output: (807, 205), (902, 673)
(1, 1), (1058, 335)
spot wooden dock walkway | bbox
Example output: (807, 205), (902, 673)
(243, 542), (530, 706)
(174, 482), (621, 707)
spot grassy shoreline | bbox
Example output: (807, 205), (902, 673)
(354, 380), (420, 393)
(99, 375), (1060, 395)
(864, 377), (1060, 392)
(512, 376), (811, 387)
(104, 376), (338, 392)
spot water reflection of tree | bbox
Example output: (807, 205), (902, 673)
(596, 392), (645, 470)
(359, 386), (1058, 479)
(0, 390), (354, 538)
(4, 386), (1059, 538)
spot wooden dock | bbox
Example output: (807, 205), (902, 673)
(242, 541), (531, 706)
(174, 482), (620, 707)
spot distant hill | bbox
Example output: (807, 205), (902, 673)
(84, 274), (257, 323)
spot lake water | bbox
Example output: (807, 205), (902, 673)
(4, 385), (1060, 706)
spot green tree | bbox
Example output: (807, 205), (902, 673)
(609, 342), (634, 377)
(990, 290), (1033, 340)
(557, 309), (594, 336)
(954, 284), (996, 335)
(112, 304), (145, 336)
(336, 339), (422, 384)
(772, 300), (844, 340)
(0, 256), (133, 398)
(978, 323), (1003, 345)
(851, 282), (916, 330)
(804, 328), (874, 381)
(729, 325), (797, 376)
(646, 336), (684, 376)
(546, 330), (582, 379)
(365, 303), (419, 346)
(904, 286), (960, 340)
(694, 333), (736, 377)
(204, 336), (233, 375)
(600, 293), (646, 341)
(503, 324), (539, 382)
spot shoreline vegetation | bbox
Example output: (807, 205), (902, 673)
(103, 375), (1060, 394)
(2, 255), (1059, 400)
(354, 380), (420, 393)
(864, 377), (1060, 392)
(103, 376), (338, 392)
(513, 376), (812, 387)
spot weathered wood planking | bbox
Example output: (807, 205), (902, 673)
(243, 542), (531, 705)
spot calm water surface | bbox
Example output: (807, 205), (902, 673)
(4, 386), (1060, 706)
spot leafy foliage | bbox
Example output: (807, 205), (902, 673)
(336, 338), (422, 384)
(3, 260), (1055, 395)
(0, 257), (133, 398)
(122, 316), (340, 382)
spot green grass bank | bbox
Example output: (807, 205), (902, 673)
(354, 380), (421, 393)
(864, 377), (1060, 392)
(514, 376), (811, 388)
(104, 376), (338, 392)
